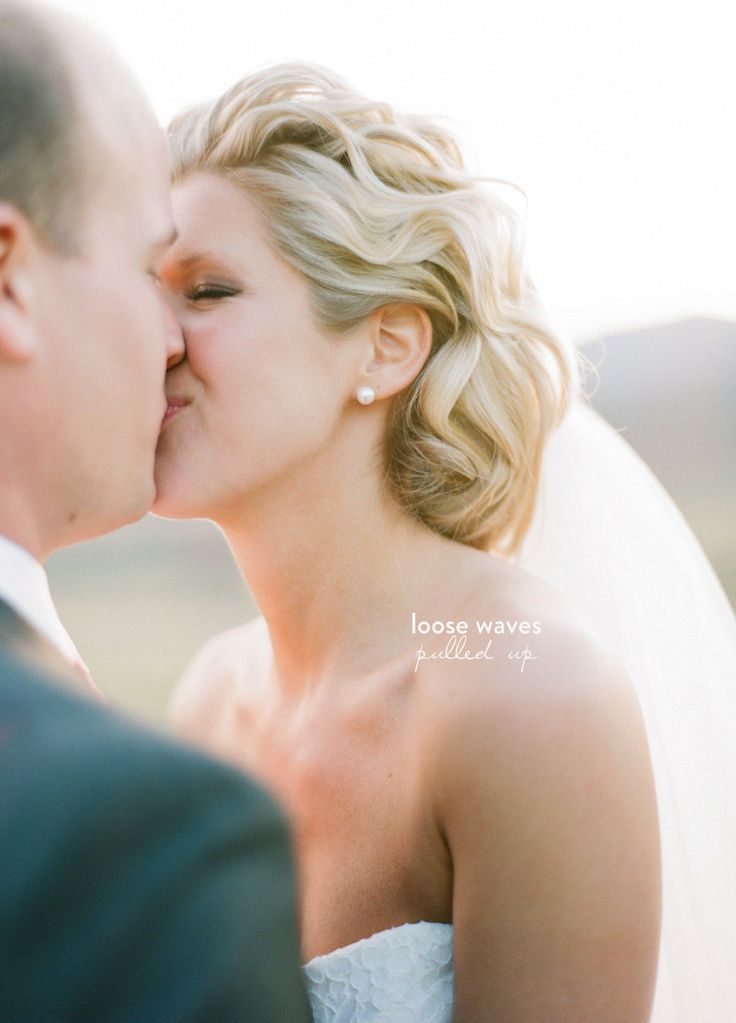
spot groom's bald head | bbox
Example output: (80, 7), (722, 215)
(0, 1), (161, 251)
(0, 2), (88, 249)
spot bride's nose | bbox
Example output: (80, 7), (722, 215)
(162, 297), (186, 369)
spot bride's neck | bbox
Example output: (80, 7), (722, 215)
(223, 461), (456, 696)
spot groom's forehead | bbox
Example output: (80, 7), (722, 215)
(0, 4), (170, 256)
(54, 23), (171, 230)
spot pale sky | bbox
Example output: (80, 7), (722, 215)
(58, 0), (735, 342)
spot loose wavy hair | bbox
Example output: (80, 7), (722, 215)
(168, 63), (583, 555)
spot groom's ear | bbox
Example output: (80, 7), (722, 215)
(0, 203), (40, 364)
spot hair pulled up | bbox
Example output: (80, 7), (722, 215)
(169, 63), (582, 555)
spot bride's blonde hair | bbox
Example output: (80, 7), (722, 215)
(169, 63), (582, 555)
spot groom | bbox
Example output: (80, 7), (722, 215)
(0, 3), (311, 1020)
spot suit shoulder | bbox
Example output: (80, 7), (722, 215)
(0, 645), (284, 836)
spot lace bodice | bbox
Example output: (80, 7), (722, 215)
(302, 921), (453, 1022)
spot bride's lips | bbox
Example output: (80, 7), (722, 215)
(162, 397), (191, 425)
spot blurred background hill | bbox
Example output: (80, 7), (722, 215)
(580, 317), (735, 599)
(47, 317), (735, 722)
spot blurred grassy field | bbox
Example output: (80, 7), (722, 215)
(47, 517), (257, 723)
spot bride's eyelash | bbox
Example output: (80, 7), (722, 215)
(185, 285), (239, 301)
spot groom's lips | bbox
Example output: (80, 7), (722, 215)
(162, 397), (190, 425)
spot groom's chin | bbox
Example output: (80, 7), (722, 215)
(118, 474), (158, 527)
(69, 480), (156, 547)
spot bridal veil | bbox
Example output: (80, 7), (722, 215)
(511, 392), (736, 1021)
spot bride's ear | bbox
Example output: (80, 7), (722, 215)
(0, 205), (39, 364)
(358, 304), (433, 400)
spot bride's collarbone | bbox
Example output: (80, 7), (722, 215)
(229, 650), (454, 947)
(253, 690), (418, 807)
(242, 670), (442, 853)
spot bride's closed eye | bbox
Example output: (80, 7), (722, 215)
(185, 284), (241, 301)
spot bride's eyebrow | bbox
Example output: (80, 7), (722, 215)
(175, 249), (232, 269)
(162, 248), (246, 286)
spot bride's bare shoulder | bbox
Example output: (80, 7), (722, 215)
(167, 615), (271, 736)
(441, 547), (601, 651)
(418, 557), (661, 1020)
(417, 550), (640, 750)
(414, 552), (653, 852)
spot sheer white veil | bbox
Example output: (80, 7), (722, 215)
(509, 392), (736, 1021)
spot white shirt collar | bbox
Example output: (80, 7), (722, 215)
(0, 534), (83, 665)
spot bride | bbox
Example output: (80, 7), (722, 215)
(153, 63), (720, 1022)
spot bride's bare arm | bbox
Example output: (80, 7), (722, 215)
(427, 625), (661, 1023)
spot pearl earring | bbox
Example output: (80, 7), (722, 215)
(356, 386), (376, 406)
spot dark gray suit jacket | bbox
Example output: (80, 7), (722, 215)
(0, 599), (312, 1023)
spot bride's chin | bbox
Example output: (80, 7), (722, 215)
(151, 471), (195, 520)
(149, 500), (191, 521)
(150, 484), (201, 521)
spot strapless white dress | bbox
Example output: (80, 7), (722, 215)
(302, 921), (453, 1022)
